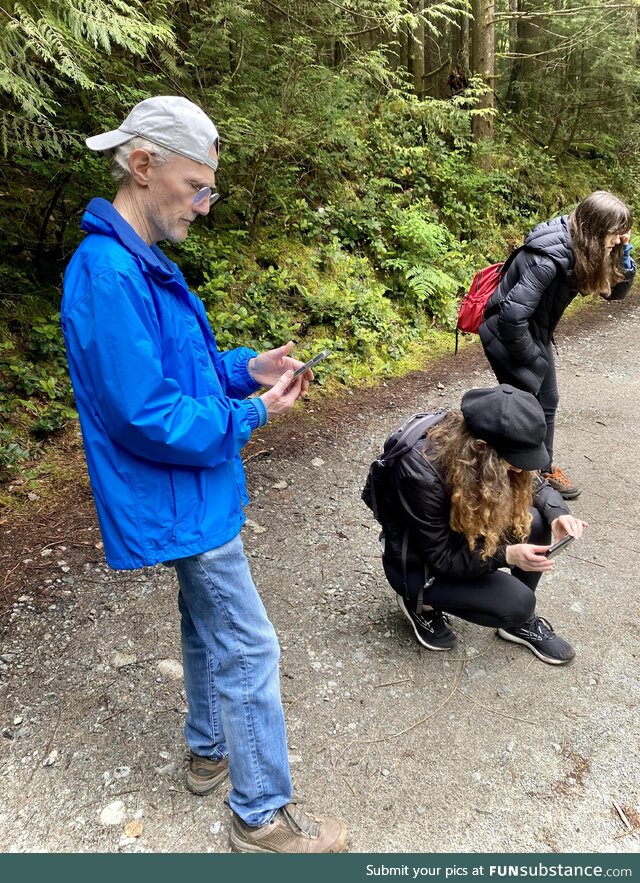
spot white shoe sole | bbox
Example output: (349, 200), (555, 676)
(397, 596), (454, 651)
(497, 628), (574, 665)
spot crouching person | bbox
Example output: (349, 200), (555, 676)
(368, 385), (587, 665)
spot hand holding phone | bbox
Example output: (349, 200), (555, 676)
(292, 349), (331, 378)
(545, 535), (575, 559)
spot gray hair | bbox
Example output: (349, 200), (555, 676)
(106, 136), (173, 184)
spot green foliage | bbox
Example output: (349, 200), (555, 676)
(2, 0), (639, 487)
(0, 0), (173, 154)
(0, 315), (75, 476)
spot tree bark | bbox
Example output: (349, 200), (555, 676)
(412, 1), (426, 98)
(471, 0), (496, 146)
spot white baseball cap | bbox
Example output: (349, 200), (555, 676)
(85, 95), (219, 171)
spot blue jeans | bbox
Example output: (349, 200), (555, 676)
(174, 533), (292, 826)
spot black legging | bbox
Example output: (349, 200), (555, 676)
(383, 509), (550, 630)
(485, 343), (559, 471)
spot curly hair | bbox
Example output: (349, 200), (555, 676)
(569, 190), (633, 297)
(426, 411), (534, 558)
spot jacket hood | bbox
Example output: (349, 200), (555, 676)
(524, 215), (574, 275)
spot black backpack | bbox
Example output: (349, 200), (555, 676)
(362, 411), (447, 610)
(362, 410), (447, 522)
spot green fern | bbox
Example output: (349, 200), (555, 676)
(0, 0), (174, 154)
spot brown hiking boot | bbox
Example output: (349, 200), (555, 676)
(541, 465), (581, 500)
(229, 802), (348, 853)
(185, 751), (229, 796)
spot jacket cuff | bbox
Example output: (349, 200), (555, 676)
(240, 351), (263, 393)
(493, 545), (508, 569)
(543, 502), (570, 524)
(246, 398), (268, 430)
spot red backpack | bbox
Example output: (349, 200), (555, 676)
(455, 246), (524, 353)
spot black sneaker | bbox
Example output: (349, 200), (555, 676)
(497, 615), (575, 665)
(396, 595), (457, 650)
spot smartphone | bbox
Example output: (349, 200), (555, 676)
(545, 535), (575, 559)
(292, 349), (331, 378)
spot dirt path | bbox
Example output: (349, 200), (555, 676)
(1, 299), (639, 853)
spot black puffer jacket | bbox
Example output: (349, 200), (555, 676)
(382, 428), (569, 580)
(479, 215), (635, 394)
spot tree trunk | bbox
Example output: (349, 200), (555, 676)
(412, 1), (426, 98)
(471, 0), (496, 147)
(505, 0), (547, 111)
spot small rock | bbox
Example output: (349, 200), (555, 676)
(124, 819), (144, 838)
(114, 766), (131, 780)
(381, 768), (391, 777)
(43, 749), (58, 767)
(209, 822), (222, 835)
(111, 652), (137, 669)
(0, 653), (17, 663)
(13, 715), (23, 725)
(100, 800), (126, 826)
(40, 548), (53, 558)
(271, 480), (288, 490)
(157, 659), (183, 679)
(154, 761), (177, 776)
(311, 457), (324, 467)
(244, 519), (267, 534)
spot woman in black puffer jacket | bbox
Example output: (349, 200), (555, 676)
(479, 190), (634, 499)
(378, 385), (588, 665)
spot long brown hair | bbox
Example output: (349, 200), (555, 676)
(426, 412), (534, 558)
(569, 190), (633, 297)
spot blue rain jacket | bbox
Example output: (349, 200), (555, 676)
(62, 198), (268, 570)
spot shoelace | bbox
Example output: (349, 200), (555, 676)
(528, 615), (555, 639)
(546, 467), (573, 487)
(280, 803), (320, 838)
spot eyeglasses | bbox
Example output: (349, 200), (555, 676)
(192, 187), (220, 207)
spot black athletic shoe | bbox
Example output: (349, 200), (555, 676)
(396, 595), (457, 650)
(497, 615), (575, 665)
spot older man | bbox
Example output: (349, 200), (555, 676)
(62, 96), (347, 853)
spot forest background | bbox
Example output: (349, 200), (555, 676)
(1, 0), (640, 490)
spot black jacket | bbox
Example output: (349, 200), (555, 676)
(479, 215), (635, 394)
(382, 429), (570, 581)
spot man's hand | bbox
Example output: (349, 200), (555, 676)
(248, 341), (312, 393)
(505, 543), (555, 573)
(550, 514), (588, 543)
(259, 370), (304, 418)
